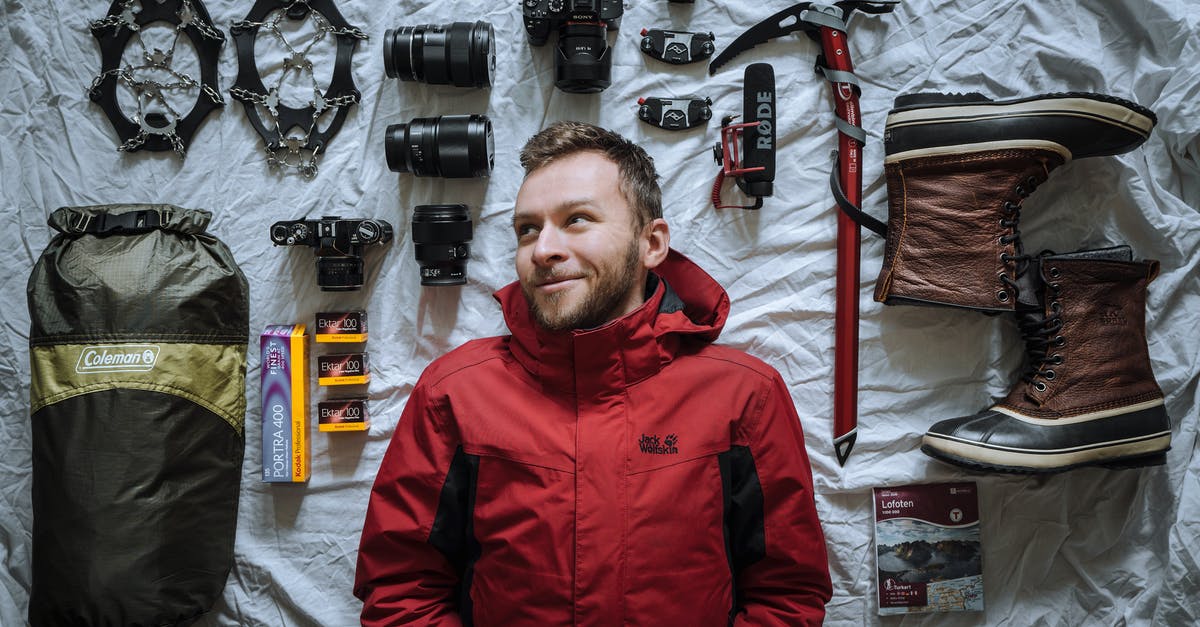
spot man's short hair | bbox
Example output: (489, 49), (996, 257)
(519, 121), (663, 229)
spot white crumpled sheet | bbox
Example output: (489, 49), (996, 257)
(1, 0), (1197, 624)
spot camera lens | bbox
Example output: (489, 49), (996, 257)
(412, 204), (472, 286)
(555, 22), (612, 93)
(383, 21), (495, 88)
(317, 256), (365, 291)
(385, 114), (494, 178)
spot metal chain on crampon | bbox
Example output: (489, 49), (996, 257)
(88, 0), (225, 157)
(230, 0), (366, 179)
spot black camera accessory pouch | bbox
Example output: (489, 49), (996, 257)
(27, 204), (249, 626)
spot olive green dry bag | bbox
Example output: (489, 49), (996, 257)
(27, 205), (249, 626)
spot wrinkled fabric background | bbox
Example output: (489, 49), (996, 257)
(1, 0), (1197, 624)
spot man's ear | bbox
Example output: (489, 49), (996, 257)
(641, 218), (671, 270)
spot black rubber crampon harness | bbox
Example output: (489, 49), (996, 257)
(88, 0), (225, 157)
(230, 0), (366, 178)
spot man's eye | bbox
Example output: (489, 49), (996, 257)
(516, 224), (538, 237)
(567, 215), (590, 225)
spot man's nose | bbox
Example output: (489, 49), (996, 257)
(531, 225), (567, 265)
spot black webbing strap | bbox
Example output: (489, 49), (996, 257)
(68, 209), (168, 235)
(829, 153), (887, 237)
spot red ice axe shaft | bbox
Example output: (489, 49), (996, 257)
(819, 26), (863, 466)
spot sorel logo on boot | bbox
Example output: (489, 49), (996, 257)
(75, 344), (161, 374)
(1100, 303), (1127, 326)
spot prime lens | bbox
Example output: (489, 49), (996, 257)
(412, 204), (472, 286)
(316, 256), (365, 291)
(385, 114), (494, 178)
(554, 22), (612, 93)
(384, 21), (495, 88)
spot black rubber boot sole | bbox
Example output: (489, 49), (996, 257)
(884, 91), (1156, 161)
(920, 443), (1168, 475)
(921, 401), (1172, 474)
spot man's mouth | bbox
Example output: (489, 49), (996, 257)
(536, 272), (583, 286)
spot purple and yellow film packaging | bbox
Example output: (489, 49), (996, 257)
(260, 324), (310, 483)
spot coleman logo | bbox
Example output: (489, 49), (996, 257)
(638, 433), (678, 455)
(75, 344), (160, 374)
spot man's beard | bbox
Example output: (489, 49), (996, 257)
(523, 239), (643, 332)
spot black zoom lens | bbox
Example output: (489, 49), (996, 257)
(555, 22), (612, 94)
(384, 21), (495, 88)
(385, 114), (494, 178)
(412, 204), (472, 286)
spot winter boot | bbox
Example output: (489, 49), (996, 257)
(874, 92), (1157, 312)
(921, 245), (1171, 473)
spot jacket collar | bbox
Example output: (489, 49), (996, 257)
(495, 249), (729, 397)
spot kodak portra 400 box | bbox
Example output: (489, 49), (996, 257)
(260, 324), (310, 483)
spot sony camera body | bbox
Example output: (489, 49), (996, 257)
(270, 216), (394, 291)
(522, 0), (622, 93)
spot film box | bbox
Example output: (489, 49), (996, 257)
(315, 310), (368, 343)
(873, 482), (982, 615)
(260, 324), (310, 483)
(317, 352), (370, 386)
(318, 398), (370, 432)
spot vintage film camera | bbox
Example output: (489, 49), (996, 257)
(270, 216), (394, 291)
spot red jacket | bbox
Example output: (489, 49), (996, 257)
(355, 250), (831, 626)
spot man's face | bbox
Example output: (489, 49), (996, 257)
(513, 151), (647, 332)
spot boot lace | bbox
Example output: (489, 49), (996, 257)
(1017, 274), (1065, 393)
(997, 175), (1042, 303)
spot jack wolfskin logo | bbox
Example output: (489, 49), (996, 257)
(638, 433), (679, 455)
(75, 344), (160, 374)
(1100, 304), (1127, 326)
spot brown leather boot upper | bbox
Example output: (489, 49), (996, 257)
(874, 148), (1064, 311)
(997, 256), (1165, 418)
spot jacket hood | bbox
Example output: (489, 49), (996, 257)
(494, 249), (730, 395)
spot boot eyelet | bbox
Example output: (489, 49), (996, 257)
(1003, 201), (1019, 212)
(1054, 336), (1065, 347)
(1050, 302), (1062, 314)
(1026, 175), (1038, 189)
(1048, 267), (1061, 278)
(1044, 370), (1056, 380)
(1050, 354), (1063, 365)
(1001, 253), (1011, 263)
(997, 290), (1010, 302)
(1034, 381), (1047, 392)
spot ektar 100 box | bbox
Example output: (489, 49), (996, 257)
(317, 352), (370, 386)
(318, 398), (370, 432)
(260, 324), (310, 483)
(315, 310), (368, 343)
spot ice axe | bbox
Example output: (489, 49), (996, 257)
(710, 1), (896, 466)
